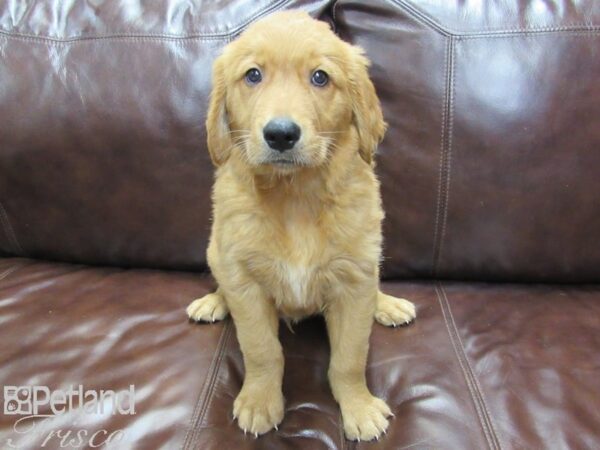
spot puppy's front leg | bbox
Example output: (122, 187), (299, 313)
(325, 283), (392, 441)
(226, 282), (284, 436)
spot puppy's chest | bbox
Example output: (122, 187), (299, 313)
(276, 262), (318, 314)
(251, 213), (329, 313)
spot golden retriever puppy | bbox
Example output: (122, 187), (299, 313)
(187, 10), (416, 441)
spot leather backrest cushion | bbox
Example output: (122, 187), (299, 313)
(335, 0), (600, 282)
(0, 0), (332, 270)
(1, 1), (599, 282)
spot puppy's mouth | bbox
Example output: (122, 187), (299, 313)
(261, 157), (305, 168)
(270, 159), (297, 166)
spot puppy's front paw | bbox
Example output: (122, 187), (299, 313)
(375, 292), (416, 327)
(340, 394), (392, 441)
(233, 386), (284, 436)
(186, 292), (228, 322)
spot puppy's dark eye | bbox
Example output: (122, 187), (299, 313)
(311, 70), (329, 87)
(245, 68), (262, 85)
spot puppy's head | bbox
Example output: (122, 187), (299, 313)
(206, 11), (386, 173)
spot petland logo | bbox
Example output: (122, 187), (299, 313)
(4, 385), (135, 416)
(3, 385), (135, 448)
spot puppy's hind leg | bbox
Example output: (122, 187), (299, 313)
(187, 288), (229, 322)
(374, 290), (416, 327)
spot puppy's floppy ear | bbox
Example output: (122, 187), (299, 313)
(206, 56), (232, 166)
(347, 45), (387, 165)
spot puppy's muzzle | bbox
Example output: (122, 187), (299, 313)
(263, 118), (301, 152)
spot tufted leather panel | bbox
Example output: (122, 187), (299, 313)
(0, 0), (332, 270)
(335, 0), (600, 281)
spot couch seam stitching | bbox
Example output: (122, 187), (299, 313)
(440, 284), (504, 449)
(195, 321), (233, 430)
(0, 201), (23, 255)
(338, 408), (346, 450)
(181, 320), (232, 450)
(0, 30), (228, 44)
(435, 283), (502, 450)
(432, 37), (453, 276)
(0, 0), (293, 44)
(182, 320), (231, 449)
(387, 0), (598, 37)
(436, 38), (455, 275)
(180, 329), (220, 450)
(460, 30), (600, 40)
(332, 0), (340, 35)
(431, 37), (449, 275)
(435, 283), (494, 448)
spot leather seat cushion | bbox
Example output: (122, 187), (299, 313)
(0, 258), (598, 448)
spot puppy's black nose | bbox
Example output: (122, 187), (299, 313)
(263, 118), (301, 152)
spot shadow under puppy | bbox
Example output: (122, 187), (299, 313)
(187, 10), (416, 442)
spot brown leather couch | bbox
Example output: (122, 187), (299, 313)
(1, 1), (598, 449)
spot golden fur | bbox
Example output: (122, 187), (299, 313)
(187, 11), (416, 441)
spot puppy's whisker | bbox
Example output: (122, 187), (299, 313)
(219, 136), (252, 163)
(232, 136), (251, 145)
